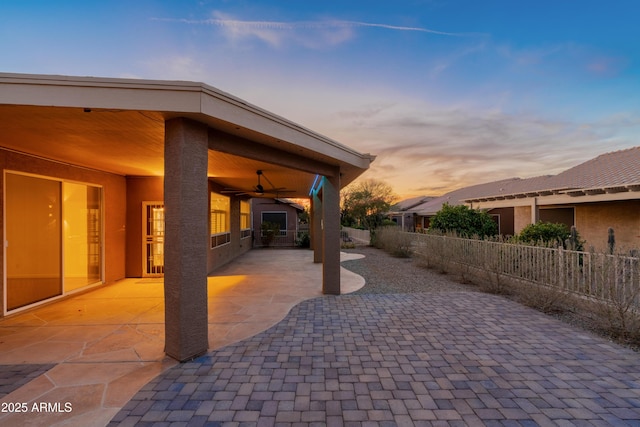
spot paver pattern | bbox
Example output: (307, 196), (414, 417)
(0, 364), (55, 398)
(109, 292), (640, 426)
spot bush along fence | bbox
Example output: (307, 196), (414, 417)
(374, 227), (640, 342)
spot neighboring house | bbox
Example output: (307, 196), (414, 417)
(411, 178), (523, 235)
(466, 147), (640, 252)
(251, 198), (305, 247)
(388, 195), (434, 231)
(411, 147), (640, 252)
(0, 73), (373, 361)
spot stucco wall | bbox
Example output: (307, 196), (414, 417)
(576, 200), (640, 252)
(513, 205), (532, 234)
(125, 176), (164, 277)
(489, 207), (515, 236)
(0, 148), (127, 314)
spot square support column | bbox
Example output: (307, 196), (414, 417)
(164, 118), (209, 361)
(322, 174), (341, 294)
(311, 191), (323, 264)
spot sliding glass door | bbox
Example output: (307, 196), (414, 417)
(5, 172), (102, 311)
(5, 173), (62, 310)
(63, 182), (102, 291)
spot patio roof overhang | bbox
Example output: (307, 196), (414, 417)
(0, 72), (374, 196)
(1, 72), (374, 361)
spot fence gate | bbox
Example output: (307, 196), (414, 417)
(143, 202), (165, 277)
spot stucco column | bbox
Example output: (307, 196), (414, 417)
(531, 198), (539, 224)
(311, 191), (323, 263)
(322, 174), (341, 294)
(163, 118), (209, 361)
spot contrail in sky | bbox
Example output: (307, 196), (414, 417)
(153, 16), (479, 37)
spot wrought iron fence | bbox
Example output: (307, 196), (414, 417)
(254, 229), (305, 248)
(409, 232), (640, 309)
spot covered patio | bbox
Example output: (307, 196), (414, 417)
(0, 249), (365, 426)
(0, 73), (374, 363)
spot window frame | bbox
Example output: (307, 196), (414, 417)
(210, 192), (231, 248)
(240, 199), (251, 239)
(261, 211), (288, 236)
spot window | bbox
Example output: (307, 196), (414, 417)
(210, 192), (230, 247)
(262, 212), (287, 235)
(539, 207), (575, 229)
(240, 200), (251, 239)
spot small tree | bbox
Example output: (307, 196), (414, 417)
(340, 179), (397, 230)
(429, 203), (498, 238)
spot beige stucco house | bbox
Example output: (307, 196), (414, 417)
(412, 147), (640, 252)
(0, 73), (373, 361)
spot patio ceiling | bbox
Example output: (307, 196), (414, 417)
(0, 73), (374, 198)
(0, 104), (316, 198)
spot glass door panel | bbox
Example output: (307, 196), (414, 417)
(143, 202), (165, 276)
(63, 183), (102, 291)
(6, 173), (62, 310)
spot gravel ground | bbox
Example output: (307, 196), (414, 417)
(342, 245), (477, 294)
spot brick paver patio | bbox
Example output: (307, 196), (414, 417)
(109, 292), (640, 426)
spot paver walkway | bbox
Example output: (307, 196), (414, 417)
(109, 292), (640, 426)
(0, 250), (365, 427)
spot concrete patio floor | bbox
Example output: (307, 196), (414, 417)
(0, 249), (365, 427)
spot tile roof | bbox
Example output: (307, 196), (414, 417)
(547, 146), (640, 190)
(411, 178), (520, 215)
(412, 146), (640, 214)
(390, 195), (434, 212)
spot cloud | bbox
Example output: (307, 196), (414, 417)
(497, 43), (569, 66)
(319, 100), (634, 197)
(152, 11), (481, 49)
(586, 56), (627, 78)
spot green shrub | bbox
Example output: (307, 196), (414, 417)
(429, 203), (498, 238)
(296, 231), (310, 248)
(516, 222), (584, 250)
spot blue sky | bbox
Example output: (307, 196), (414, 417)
(2, 1), (639, 197)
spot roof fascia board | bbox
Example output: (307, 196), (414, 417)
(0, 73), (373, 171)
(468, 190), (640, 209)
(0, 73), (202, 112)
(199, 85), (373, 170)
(208, 128), (339, 178)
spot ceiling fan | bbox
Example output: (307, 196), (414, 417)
(221, 170), (295, 197)
(253, 170), (296, 196)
